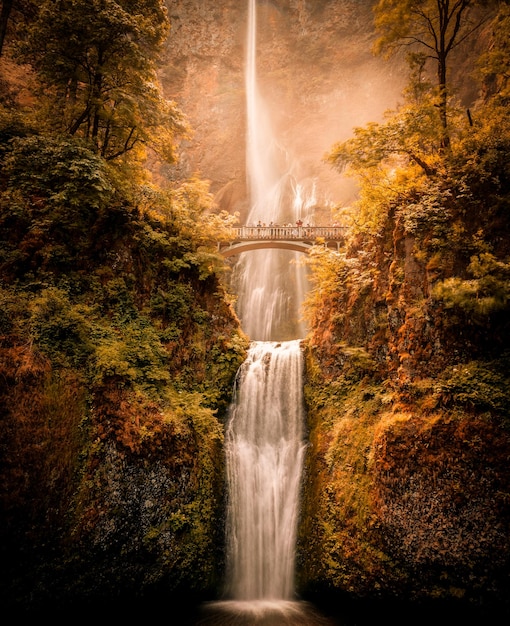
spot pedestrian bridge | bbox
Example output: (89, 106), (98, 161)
(218, 226), (347, 257)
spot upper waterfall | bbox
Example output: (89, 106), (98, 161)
(231, 0), (313, 342)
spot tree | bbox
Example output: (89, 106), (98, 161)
(18, 0), (188, 162)
(327, 104), (444, 178)
(373, 0), (492, 150)
(325, 2), (510, 247)
(327, 1), (502, 184)
(0, 0), (37, 57)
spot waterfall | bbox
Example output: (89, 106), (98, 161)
(225, 340), (307, 600)
(232, 0), (312, 341)
(223, 0), (310, 602)
(197, 2), (337, 622)
(219, 0), (312, 610)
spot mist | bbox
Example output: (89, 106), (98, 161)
(161, 0), (406, 218)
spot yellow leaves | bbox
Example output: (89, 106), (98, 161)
(468, 252), (510, 280)
(170, 176), (239, 247)
(94, 340), (136, 383)
(372, 1), (414, 60)
(373, 410), (412, 438)
(168, 386), (222, 442)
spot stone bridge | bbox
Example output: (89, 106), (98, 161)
(217, 226), (347, 257)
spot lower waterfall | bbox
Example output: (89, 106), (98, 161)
(197, 342), (336, 625)
(225, 340), (306, 600)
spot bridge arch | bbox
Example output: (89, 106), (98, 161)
(219, 240), (315, 257)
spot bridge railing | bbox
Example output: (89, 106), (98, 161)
(230, 226), (346, 240)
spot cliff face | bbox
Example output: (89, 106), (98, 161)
(161, 0), (405, 218)
(0, 138), (248, 611)
(299, 141), (510, 608)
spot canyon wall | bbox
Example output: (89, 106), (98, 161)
(160, 0), (405, 220)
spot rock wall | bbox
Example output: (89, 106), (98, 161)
(161, 0), (405, 218)
(299, 165), (510, 610)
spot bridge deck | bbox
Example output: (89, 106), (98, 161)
(217, 226), (347, 257)
(229, 225), (346, 241)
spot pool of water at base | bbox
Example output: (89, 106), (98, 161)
(194, 599), (336, 625)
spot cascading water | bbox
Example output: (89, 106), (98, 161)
(197, 2), (335, 623)
(200, 338), (333, 622)
(231, 0), (313, 341)
(225, 340), (306, 601)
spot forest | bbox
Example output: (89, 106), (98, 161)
(0, 0), (509, 620)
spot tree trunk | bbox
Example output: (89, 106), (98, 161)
(0, 0), (14, 57)
(438, 58), (450, 151)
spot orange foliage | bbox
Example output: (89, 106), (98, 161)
(0, 342), (86, 536)
(92, 381), (183, 458)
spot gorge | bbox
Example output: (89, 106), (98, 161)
(202, 4), (323, 622)
(0, 1), (509, 623)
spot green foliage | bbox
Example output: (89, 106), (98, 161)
(432, 253), (510, 318)
(0, 105), (38, 163)
(0, 136), (243, 599)
(150, 281), (194, 325)
(396, 180), (454, 243)
(30, 287), (94, 369)
(434, 358), (510, 419)
(16, 0), (188, 163)
(201, 331), (248, 408)
(0, 135), (119, 278)
(452, 102), (510, 202)
(132, 178), (239, 283)
(92, 316), (171, 395)
(1, 135), (114, 208)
